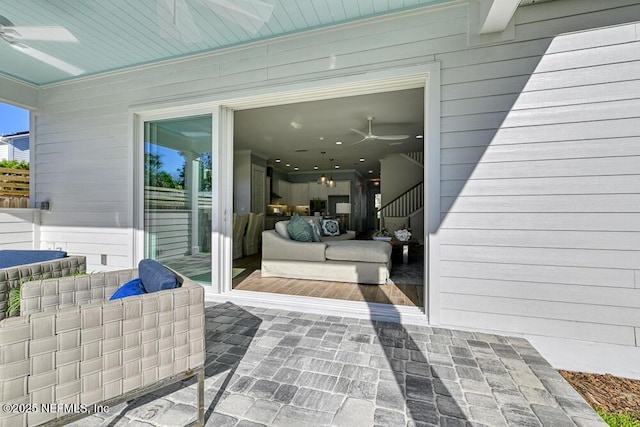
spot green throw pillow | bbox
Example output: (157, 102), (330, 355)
(286, 214), (314, 242)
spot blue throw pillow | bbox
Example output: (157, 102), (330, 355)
(109, 278), (145, 300)
(138, 259), (180, 293)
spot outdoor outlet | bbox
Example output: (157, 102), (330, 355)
(101, 254), (108, 265)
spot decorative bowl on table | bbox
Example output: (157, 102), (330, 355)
(394, 229), (412, 241)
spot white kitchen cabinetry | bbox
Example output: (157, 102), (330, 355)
(290, 182), (309, 206)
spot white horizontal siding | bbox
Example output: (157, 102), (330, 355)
(0, 210), (37, 249)
(440, 260), (635, 288)
(438, 0), (640, 357)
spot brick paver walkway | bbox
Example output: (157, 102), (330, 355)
(71, 302), (605, 426)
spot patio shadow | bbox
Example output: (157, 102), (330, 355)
(95, 302), (261, 426)
(364, 291), (470, 425)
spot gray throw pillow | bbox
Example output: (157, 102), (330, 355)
(307, 220), (322, 242)
(286, 214), (313, 242)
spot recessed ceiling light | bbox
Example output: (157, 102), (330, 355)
(294, 167), (299, 171)
(369, 170), (373, 174)
(359, 158), (365, 162)
(319, 137), (324, 141)
(416, 135), (424, 139)
(335, 141), (342, 145)
(335, 165), (340, 169)
(313, 166), (318, 170)
(285, 163), (290, 167)
(290, 121), (302, 129)
(275, 159), (281, 163)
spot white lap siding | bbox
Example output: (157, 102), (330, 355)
(438, 4), (640, 376)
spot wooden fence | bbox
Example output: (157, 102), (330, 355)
(0, 168), (29, 208)
(145, 186), (212, 209)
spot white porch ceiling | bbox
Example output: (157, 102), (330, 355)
(0, 0), (457, 86)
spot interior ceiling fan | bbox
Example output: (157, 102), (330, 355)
(351, 116), (409, 145)
(157, 0), (274, 42)
(0, 15), (84, 76)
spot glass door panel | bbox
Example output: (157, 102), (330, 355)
(144, 115), (213, 285)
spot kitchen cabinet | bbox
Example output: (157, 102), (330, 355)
(290, 182), (309, 206)
(336, 180), (350, 196)
(311, 180), (350, 198)
(273, 179), (291, 204)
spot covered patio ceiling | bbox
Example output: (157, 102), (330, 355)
(0, 0), (461, 86)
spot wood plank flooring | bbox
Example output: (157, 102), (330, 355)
(233, 269), (423, 307)
(232, 245), (424, 307)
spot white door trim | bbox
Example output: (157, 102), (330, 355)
(132, 62), (442, 324)
(217, 63), (441, 323)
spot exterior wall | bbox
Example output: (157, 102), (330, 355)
(10, 135), (29, 162)
(32, 0), (640, 375)
(437, 6), (640, 378)
(0, 135), (29, 161)
(0, 209), (39, 249)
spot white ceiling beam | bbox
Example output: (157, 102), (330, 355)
(478, 0), (520, 34)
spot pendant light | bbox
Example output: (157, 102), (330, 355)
(317, 151), (327, 185)
(327, 158), (336, 188)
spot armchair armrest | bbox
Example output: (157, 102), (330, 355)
(20, 269), (137, 316)
(262, 230), (327, 262)
(0, 272), (205, 427)
(0, 255), (87, 320)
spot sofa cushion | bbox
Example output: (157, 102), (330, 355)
(275, 220), (290, 239)
(321, 231), (356, 242)
(325, 241), (392, 263)
(110, 278), (146, 300)
(139, 259), (180, 293)
(321, 218), (340, 236)
(0, 250), (68, 269)
(287, 214), (314, 242)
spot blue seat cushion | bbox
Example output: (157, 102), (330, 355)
(109, 278), (146, 300)
(0, 250), (68, 269)
(138, 259), (179, 293)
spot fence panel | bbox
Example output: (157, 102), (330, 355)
(0, 167), (29, 198)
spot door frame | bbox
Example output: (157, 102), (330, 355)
(132, 62), (441, 323)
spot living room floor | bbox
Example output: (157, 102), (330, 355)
(232, 245), (424, 307)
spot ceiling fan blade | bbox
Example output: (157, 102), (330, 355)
(9, 42), (84, 75)
(350, 128), (368, 138)
(199, 0), (273, 33)
(156, 0), (201, 42)
(7, 26), (78, 42)
(376, 135), (409, 141)
(351, 138), (367, 145)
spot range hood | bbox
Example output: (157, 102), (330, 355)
(270, 191), (282, 200)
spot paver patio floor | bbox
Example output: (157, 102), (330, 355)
(71, 302), (605, 426)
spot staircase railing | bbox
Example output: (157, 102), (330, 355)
(377, 181), (423, 219)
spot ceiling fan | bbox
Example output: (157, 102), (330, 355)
(351, 116), (409, 145)
(157, 0), (274, 42)
(0, 15), (84, 76)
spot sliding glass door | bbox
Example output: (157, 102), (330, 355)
(143, 115), (213, 285)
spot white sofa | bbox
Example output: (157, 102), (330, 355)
(261, 219), (392, 285)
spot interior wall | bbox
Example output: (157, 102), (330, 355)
(233, 150), (251, 213)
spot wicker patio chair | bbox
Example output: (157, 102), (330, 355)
(0, 255), (87, 320)
(0, 268), (205, 427)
